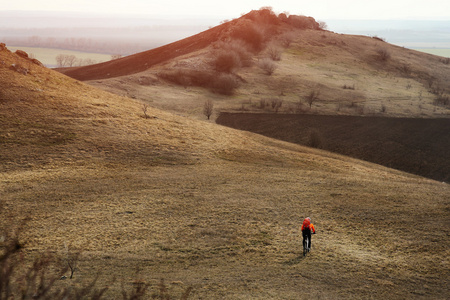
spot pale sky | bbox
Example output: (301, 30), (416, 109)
(3, 0), (450, 20)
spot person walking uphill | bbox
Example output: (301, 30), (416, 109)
(301, 217), (316, 253)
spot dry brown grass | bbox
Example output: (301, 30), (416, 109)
(86, 29), (450, 120)
(1, 45), (449, 299)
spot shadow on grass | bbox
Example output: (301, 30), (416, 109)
(283, 255), (305, 265)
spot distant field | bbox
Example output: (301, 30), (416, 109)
(7, 46), (112, 67)
(412, 48), (450, 58)
(217, 113), (450, 182)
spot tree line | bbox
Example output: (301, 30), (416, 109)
(56, 54), (122, 67)
(3, 36), (147, 56)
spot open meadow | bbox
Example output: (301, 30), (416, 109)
(7, 46), (112, 68)
(411, 48), (450, 58)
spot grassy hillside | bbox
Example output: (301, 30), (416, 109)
(1, 28), (450, 300)
(57, 9), (450, 120)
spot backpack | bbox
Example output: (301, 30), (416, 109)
(302, 218), (310, 230)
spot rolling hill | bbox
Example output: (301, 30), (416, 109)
(58, 9), (450, 120)
(1, 10), (450, 299)
(58, 9), (450, 181)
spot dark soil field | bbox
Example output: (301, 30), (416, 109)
(216, 113), (450, 182)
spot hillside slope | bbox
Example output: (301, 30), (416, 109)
(59, 9), (450, 119)
(56, 23), (225, 81)
(1, 44), (449, 299)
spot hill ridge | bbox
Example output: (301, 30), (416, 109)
(59, 9), (450, 120)
(57, 8), (323, 81)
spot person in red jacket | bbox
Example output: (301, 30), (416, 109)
(301, 217), (316, 253)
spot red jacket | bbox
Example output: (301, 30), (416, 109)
(301, 219), (315, 233)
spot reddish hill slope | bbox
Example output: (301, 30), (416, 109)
(57, 9), (321, 81)
(57, 24), (225, 81)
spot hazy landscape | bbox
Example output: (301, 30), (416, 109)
(1, 10), (449, 68)
(1, 7), (449, 300)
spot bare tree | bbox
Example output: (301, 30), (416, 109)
(203, 99), (214, 120)
(270, 98), (283, 112)
(65, 55), (77, 67)
(318, 21), (328, 30)
(142, 103), (150, 119)
(63, 242), (79, 279)
(55, 54), (65, 67)
(78, 58), (96, 66)
(305, 90), (320, 108)
(111, 54), (122, 60)
(55, 54), (78, 67)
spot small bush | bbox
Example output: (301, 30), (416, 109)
(375, 48), (391, 62)
(224, 40), (253, 66)
(271, 98), (283, 112)
(258, 58), (277, 75)
(318, 21), (328, 30)
(434, 95), (449, 106)
(266, 44), (282, 61)
(278, 32), (296, 48)
(229, 20), (265, 52)
(429, 85), (445, 97)
(398, 64), (411, 77)
(440, 57), (450, 65)
(212, 73), (239, 95)
(287, 15), (319, 29)
(213, 50), (241, 73)
(309, 129), (323, 148)
(158, 69), (213, 87)
(142, 103), (150, 119)
(248, 7), (280, 25)
(372, 36), (386, 42)
(426, 77), (435, 89)
(296, 101), (308, 113)
(259, 98), (267, 109)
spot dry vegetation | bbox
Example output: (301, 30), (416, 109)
(60, 9), (450, 120)
(1, 10), (450, 299)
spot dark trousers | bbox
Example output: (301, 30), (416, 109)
(302, 228), (312, 249)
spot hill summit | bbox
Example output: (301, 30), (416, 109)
(58, 8), (323, 81)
